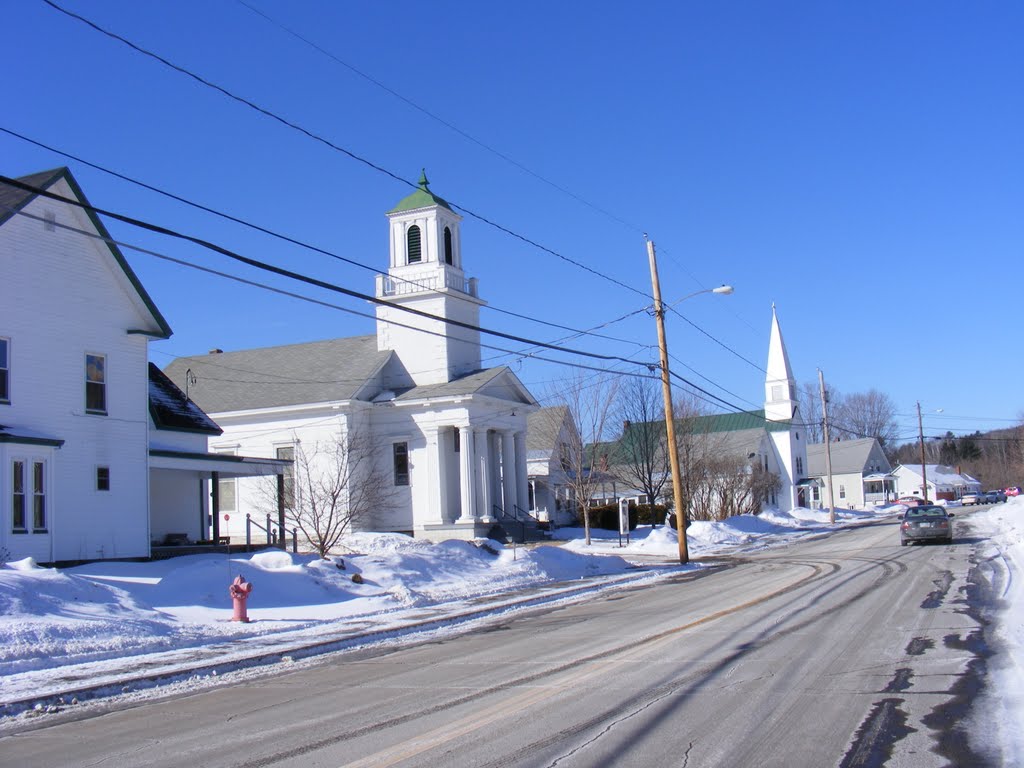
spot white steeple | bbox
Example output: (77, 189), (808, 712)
(764, 304), (797, 422)
(374, 171), (486, 386)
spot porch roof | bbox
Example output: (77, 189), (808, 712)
(149, 448), (290, 478)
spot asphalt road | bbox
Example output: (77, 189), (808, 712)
(1, 511), (1005, 768)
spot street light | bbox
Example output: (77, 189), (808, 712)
(646, 240), (733, 564)
(667, 285), (734, 309)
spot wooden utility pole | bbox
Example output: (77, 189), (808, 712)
(917, 401), (928, 500)
(818, 369), (835, 524)
(647, 239), (688, 564)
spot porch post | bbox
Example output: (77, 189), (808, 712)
(458, 425), (476, 522)
(211, 471), (220, 543)
(277, 473), (286, 550)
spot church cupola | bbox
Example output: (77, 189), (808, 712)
(764, 304), (798, 422)
(385, 170), (463, 271)
(375, 171), (486, 386)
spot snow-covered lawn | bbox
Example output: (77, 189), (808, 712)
(2, 497), (1021, 759)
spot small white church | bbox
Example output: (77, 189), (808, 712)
(166, 173), (539, 542)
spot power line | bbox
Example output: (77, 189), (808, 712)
(1, 184), (670, 391)
(40, 0), (651, 301)
(233, 0), (647, 237)
(2, 175), (643, 366)
(665, 303), (766, 374)
(0, 126), (648, 350)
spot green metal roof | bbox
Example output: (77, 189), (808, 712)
(388, 170), (454, 214)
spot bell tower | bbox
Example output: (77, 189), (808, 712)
(375, 171), (486, 385)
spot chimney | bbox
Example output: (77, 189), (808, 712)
(623, 420), (631, 432)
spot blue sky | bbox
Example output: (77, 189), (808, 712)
(4, 1), (1022, 441)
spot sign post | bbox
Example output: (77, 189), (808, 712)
(618, 498), (630, 547)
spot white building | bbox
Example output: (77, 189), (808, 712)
(525, 405), (578, 528)
(892, 464), (981, 502)
(0, 167), (285, 563)
(806, 437), (896, 508)
(166, 173), (538, 542)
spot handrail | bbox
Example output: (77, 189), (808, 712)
(245, 513), (298, 553)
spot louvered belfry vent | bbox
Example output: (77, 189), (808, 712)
(407, 224), (422, 263)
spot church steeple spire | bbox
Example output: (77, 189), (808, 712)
(764, 305), (797, 422)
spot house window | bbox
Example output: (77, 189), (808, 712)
(12, 460), (26, 531)
(407, 225), (422, 264)
(276, 445), (295, 508)
(32, 461), (46, 531)
(85, 354), (107, 414)
(97, 466), (110, 491)
(839, 484), (846, 499)
(394, 442), (410, 486)
(0, 337), (9, 404)
(443, 226), (453, 265)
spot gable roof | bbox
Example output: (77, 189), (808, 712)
(391, 366), (536, 404)
(806, 438), (890, 476)
(527, 406), (571, 453)
(1, 168), (172, 339)
(895, 464), (981, 487)
(164, 335), (393, 414)
(148, 363), (222, 435)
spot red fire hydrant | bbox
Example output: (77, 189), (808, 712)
(229, 574), (253, 623)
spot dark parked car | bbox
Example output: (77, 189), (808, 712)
(900, 505), (954, 546)
(985, 490), (1007, 504)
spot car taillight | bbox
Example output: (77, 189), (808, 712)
(901, 522), (910, 530)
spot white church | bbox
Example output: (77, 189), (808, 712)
(166, 173), (539, 542)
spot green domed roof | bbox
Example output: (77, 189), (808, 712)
(388, 170), (454, 214)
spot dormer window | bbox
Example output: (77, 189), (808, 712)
(407, 225), (422, 264)
(443, 226), (453, 265)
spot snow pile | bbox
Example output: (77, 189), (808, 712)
(967, 495), (1024, 764)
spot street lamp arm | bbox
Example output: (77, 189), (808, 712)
(667, 285), (734, 310)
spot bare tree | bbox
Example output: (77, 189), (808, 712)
(799, 379), (825, 444)
(672, 392), (725, 522)
(832, 389), (900, 451)
(612, 375), (669, 521)
(692, 454), (781, 520)
(549, 371), (620, 546)
(257, 429), (395, 557)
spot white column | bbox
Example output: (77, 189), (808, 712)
(501, 430), (517, 514)
(514, 430), (528, 517)
(458, 425), (476, 522)
(476, 429), (494, 522)
(425, 428), (445, 525)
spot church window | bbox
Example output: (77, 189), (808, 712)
(443, 226), (453, 265)
(796, 456), (804, 474)
(771, 385), (783, 401)
(393, 442), (410, 486)
(453, 428), (460, 453)
(839, 484), (846, 499)
(407, 225), (422, 264)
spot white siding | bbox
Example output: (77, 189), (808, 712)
(1, 182), (157, 561)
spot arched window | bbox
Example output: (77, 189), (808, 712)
(443, 226), (453, 265)
(407, 225), (422, 264)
